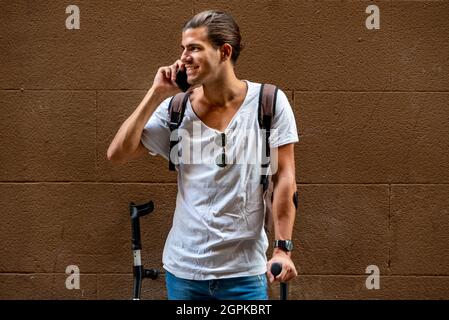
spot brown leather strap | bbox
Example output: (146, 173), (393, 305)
(169, 92), (189, 116)
(258, 83), (278, 127)
(168, 92), (190, 171)
(258, 83), (278, 190)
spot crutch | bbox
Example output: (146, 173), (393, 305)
(130, 200), (159, 300)
(271, 262), (288, 300)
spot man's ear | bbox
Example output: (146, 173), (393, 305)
(221, 43), (233, 61)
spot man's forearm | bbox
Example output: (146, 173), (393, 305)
(107, 87), (165, 162)
(272, 175), (297, 241)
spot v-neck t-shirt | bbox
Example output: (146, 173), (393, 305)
(141, 80), (299, 280)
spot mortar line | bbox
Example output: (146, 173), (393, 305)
(1, 182), (449, 185)
(2, 272), (449, 277)
(0, 181), (179, 185)
(389, 0), (392, 91)
(388, 183), (392, 274)
(292, 90), (295, 108)
(2, 89), (449, 93)
(289, 90), (449, 93)
(95, 90), (98, 177)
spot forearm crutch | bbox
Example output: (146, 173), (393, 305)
(130, 200), (159, 300)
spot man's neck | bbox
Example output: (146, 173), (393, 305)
(200, 68), (246, 108)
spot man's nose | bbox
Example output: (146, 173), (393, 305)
(181, 50), (192, 63)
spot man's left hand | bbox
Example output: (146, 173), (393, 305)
(267, 249), (298, 283)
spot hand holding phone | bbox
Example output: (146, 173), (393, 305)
(151, 61), (192, 98)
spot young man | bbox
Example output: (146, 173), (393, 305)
(107, 10), (298, 300)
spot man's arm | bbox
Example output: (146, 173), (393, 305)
(272, 143), (296, 241)
(107, 60), (185, 165)
(107, 87), (165, 165)
(267, 142), (298, 282)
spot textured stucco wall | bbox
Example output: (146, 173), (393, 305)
(1, 0), (449, 299)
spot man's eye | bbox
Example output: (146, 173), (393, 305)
(181, 46), (200, 52)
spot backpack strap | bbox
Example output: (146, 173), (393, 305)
(168, 92), (190, 171)
(258, 83), (278, 191)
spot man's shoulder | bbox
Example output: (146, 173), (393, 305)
(245, 80), (285, 93)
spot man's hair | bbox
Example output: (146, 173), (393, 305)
(182, 10), (243, 65)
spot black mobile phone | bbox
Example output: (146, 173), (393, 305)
(175, 68), (191, 92)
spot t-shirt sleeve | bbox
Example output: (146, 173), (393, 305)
(269, 89), (299, 148)
(140, 97), (172, 161)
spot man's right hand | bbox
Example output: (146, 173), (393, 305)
(152, 60), (185, 99)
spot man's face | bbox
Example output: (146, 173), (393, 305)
(180, 27), (222, 85)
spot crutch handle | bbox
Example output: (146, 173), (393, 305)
(270, 263), (288, 300)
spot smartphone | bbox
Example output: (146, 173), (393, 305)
(175, 68), (191, 92)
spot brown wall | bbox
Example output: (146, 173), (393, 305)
(1, 0), (449, 300)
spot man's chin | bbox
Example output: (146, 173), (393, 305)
(187, 77), (200, 86)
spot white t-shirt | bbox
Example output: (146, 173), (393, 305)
(141, 80), (299, 280)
